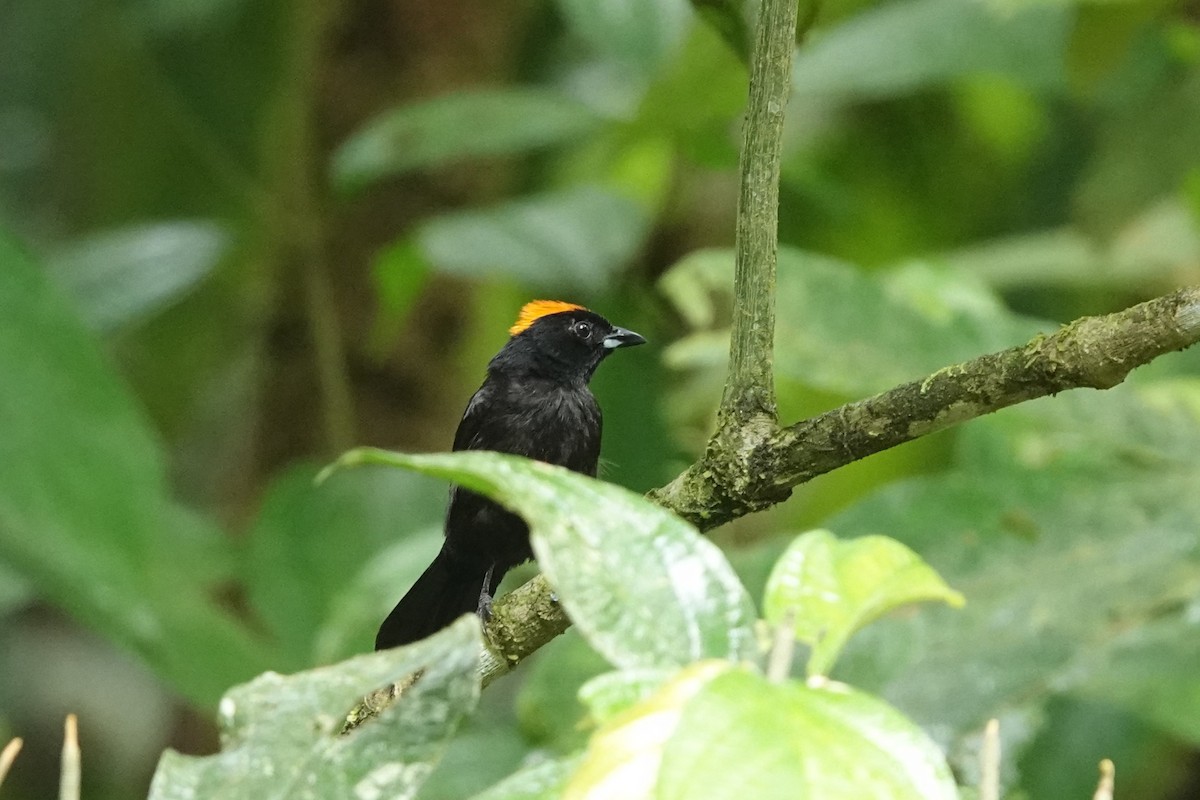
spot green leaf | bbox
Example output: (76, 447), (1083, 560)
(517, 629), (610, 747)
(556, 0), (693, 76)
(0, 560), (32, 616)
(0, 232), (271, 704)
(469, 756), (581, 800)
(1074, 70), (1200, 234)
(564, 661), (733, 800)
(764, 530), (964, 677)
(578, 668), (675, 724)
(367, 238), (429, 359)
(46, 220), (228, 332)
(656, 669), (959, 800)
(690, 0), (751, 64)
(148, 616), (482, 800)
(661, 247), (1045, 398)
(312, 526), (446, 666)
(939, 201), (1200, 293)
(418, 690), (535, 800)
(1065, 0), (1174, 93)
(415, 186), (649, 295)
(634, 20), (746, 168)
(323, 449), (758, 669)
(791, 0), (1067, 100)
(332, 89), (605, 194)
(243, 463), (447, 666)
(829, 384), (1200, 747)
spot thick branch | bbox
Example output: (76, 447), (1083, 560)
(721, 0), (796, 423)
(652, 286), (1200, 529)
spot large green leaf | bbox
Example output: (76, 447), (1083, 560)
(661, 247), (1044, 399)
(332, 89), (606, 194)
(830, 383), (1200, 748)
(322, 449), (758, 669)
(412, 186), (650, 295)
(0, 233), (271, 704)
(937, 200), (1200, 293)
(149, 616), (482, 800)
(656, 669), (959, 800)
(763, 530), (964, 677)
(312, 526), (446, 666)
(45, 220), (228, 332)
(791, 0), (1068, 100)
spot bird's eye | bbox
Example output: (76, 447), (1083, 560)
(572, 321), (593, 338)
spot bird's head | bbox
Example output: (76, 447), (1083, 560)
(490, 300), (646, 382)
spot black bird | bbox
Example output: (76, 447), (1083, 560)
(375, 300), (646, 650)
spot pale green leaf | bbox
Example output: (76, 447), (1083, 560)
(564, 661), (732, 800)
(661, 247), (1044, 398)
(323, 449), (758, 669)
(657, 669), (959, 800)
(763, 530), (964, 677)
(46, 220), (227, 332)
(148, 616), (482, 800)
(416, 186), (649, 294)
(332, 89), (604, 193)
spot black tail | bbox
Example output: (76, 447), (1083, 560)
(375, 549), (489, 650)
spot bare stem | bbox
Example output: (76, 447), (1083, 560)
(0, 737), (22, 789)
(1092, 759), (1115, 800)
(721, 0), (797, 424)
(980, 718), (1000, 800)
(60, 715), (80, 800)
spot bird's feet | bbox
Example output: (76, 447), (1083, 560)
(477, 591), (494, 622)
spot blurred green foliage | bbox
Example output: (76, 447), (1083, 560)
(1, 0), (1199, 796)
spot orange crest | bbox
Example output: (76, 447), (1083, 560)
(508, 300), (586, 335)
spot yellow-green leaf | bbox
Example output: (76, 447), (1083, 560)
(764, 530), (964, 676)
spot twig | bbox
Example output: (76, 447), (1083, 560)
(0, 737), (22, 789)
(60, 715), (79, 800)
(1092, 759), (1114, 800)
(980, 718), (1000, 800)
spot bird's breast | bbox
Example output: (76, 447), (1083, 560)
(492, 383), (601, 473)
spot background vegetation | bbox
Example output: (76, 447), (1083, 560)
(1, 0), (1199, 797)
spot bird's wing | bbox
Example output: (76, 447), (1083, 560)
(451, 385), (491, 452)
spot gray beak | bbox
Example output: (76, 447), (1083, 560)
(602, 327), (647, 349)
